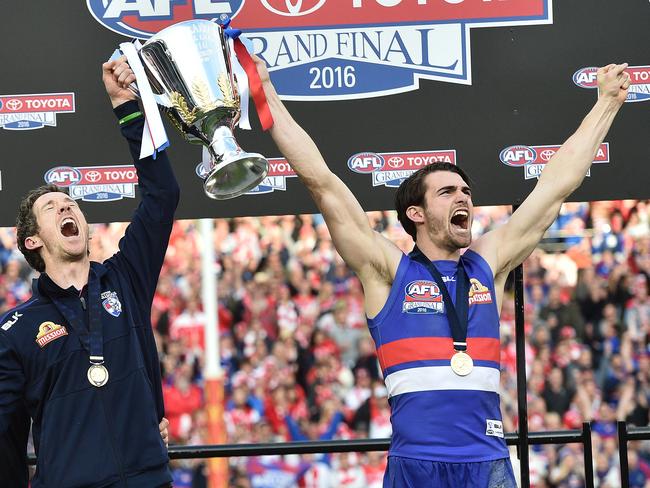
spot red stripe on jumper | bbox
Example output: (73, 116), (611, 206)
(377, 337), (500, 370)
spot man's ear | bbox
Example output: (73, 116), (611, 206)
(405, 205), (425, 225)
(24, 236), (42, 251)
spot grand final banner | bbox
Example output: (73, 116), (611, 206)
(0, 1), (648, 226)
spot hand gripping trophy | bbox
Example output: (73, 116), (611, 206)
(123, 19), (269, 200)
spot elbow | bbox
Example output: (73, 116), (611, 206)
(169, 179), (181, 209)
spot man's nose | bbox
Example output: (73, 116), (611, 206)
(58, 203), (71, 213)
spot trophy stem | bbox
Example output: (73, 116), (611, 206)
(203, 126), (268, 200)
(208, 126), (241, 162)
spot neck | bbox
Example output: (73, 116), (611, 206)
(43, 259), (90, 291)
(414, 238), (461, 262)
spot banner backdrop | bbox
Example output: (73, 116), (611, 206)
(0, 1), (648, 226)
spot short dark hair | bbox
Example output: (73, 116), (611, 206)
(16, 184), (68, 273)
(394, 163), (472, 241)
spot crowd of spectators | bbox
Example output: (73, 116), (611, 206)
(6, 198), (648, 487)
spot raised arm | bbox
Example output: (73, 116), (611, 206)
(256, 58), (402, 309)
(101, 58), (180, 307)
(473, 63), (630, 281)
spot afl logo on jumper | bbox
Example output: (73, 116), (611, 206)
(468, 278), (492, 305)
(101, 291), (123, 317)
(35, 322), (68, 348)
(402, 280), (444, 314)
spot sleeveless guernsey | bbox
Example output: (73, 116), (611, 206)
(367, 250), (509, 462)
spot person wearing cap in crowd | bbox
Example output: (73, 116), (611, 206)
(253, 53), (630, 487)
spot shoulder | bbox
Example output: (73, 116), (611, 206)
(468, 229), (505, 277)
(0, 297), (41, 333)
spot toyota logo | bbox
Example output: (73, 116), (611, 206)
(6, 99), (23, 111)
(539, 150), (555, 162)
(387, 157), (404, 168)
(260, 0), (326, 16)
(85, 170), (101, 183)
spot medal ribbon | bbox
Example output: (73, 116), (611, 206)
(409, 246), (470, 352)
(87, 270), (104, 365)
(49, 270), (105, 365)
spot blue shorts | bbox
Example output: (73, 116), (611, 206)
(383, 456), (517, 488)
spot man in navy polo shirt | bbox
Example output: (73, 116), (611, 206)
(0, 58), (178, 487)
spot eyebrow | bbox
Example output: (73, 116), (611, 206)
(437, 185), (471, 194)
(39, 196), (75, 210)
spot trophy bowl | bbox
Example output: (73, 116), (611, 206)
(139, 20), (268, 200)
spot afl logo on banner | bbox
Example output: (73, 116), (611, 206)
(349, 150), (456, 188)
(44, 164), (139, 202)
(87, 0), (553, 101)
(499, 145), (537, 167)
(500, 143), (610, 180)
(573, 65), (650, 103)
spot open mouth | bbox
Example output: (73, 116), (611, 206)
(450, 209), (469, 231)
(60, 217), (79, 237)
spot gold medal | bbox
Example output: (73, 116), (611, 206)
(450, 351), (473, 376)
(87, 364), (109, 387)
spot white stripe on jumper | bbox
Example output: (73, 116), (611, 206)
(385, 366), (500, 398)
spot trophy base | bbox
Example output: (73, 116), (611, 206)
(203, 153), (268, 200)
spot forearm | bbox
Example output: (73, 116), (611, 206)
(113, 101), (180, 223)
(539, 96), (621, 199)
(264, 81), (337, 193)
(262, 79), (379, 260)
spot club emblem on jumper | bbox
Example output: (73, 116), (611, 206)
(573, 66), (650, 103)
(127, 20), (269, 199)
(468, 278), (493, 305)
(101, 291), (122, 317)
(88, 0), (553, 100)
(402, 280), (444, 314)
(35, 322), (68, 348)
(0, 93), (75, 131)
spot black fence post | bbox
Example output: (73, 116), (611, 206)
(513, 220), (530, 488)
(618, 421), (630, 488)
(582, 422), (594, 488)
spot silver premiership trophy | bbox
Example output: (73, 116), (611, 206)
(138, 20), (268, 200)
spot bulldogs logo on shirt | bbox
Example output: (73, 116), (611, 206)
(468, 278), (492, 305)
(101, 291), (122, 317)
(402, 280), (444, 314)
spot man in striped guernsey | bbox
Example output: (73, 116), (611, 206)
(255, 57), (630, 487)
